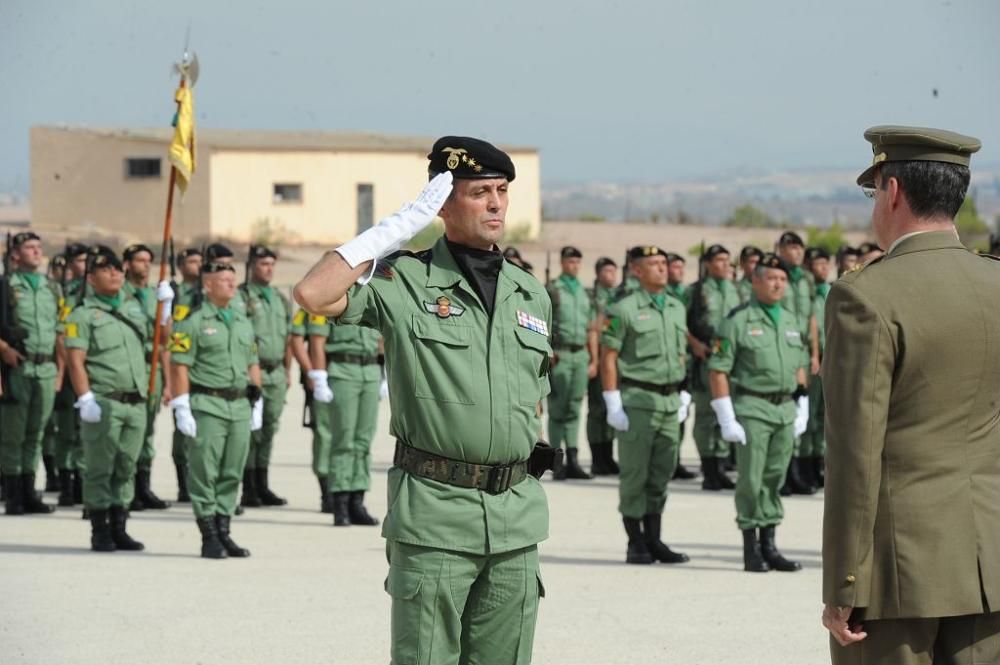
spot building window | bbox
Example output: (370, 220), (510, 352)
(125, 158), (162, 179)
(273, 183), (303, 204)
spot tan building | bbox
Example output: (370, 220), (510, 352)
(30, 126), (541, 245)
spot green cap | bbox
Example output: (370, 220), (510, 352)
(857, 125), (981, 186)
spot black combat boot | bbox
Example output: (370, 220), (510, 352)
(786, 458), (817, 495)
(607, 445), (620, 475)
(742, 528), (770, 573)
(812, 457), (825, 488)
(348, 491), (380, 526)
(215, 515), (250, 558)
(318, 476), (333, 514)
(240, 469), (262, 508)
(109, 506), (145, 551)
(256, 468), (287, 506)
(0, 475), (5, 501)
(701, 459), (721, 491)
(196, 517), (227, 559)
(564, 449), (593, 480)
(642, 514), (689, 564)
(672, 462), (698, 480)
(89, 509), (116, 552)
(553, 448), (568, 481)
(589, 442), (613, 476)
(56, 470), (75, 506)
(43, 455), (58, 492)
(715, 457), (736, 490)
(175, 463), (190, 502)
(622, 517), (653, 564)
(332, 492), (351, 527)
(21, 474), (55, 514)
(759, 526), (802, 572)
(3, 474), (24, 515)
(72, 470), (83, 504)
(135, 468), (170, 510)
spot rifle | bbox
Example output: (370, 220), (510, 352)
(686, 240), (711, 392)
(191, 241), (207, 309)
(544, 251), (551, 286)
(0, 233), (20, 404)
(301, 368), (314, 429)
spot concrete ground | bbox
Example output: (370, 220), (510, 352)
(0, 385), (831, 665)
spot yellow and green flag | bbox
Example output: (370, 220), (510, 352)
(169, 84), (195, 193)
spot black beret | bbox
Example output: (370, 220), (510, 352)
(250, 245), (277, 261)
(703, 244), (729, 260)
(12, 231), (40, 248)
(65, 242), (89, 258)
(857, 242), (882, 254)
(805, 247), (831, 261)
(428, 136), (515, 181)
(778, 231), (805, 247)
(595, 257), (617, 271)
(502, 246), (523, 261)
(50, 254), (67, 268)
(177, 248), (203, 266)
(205, 243), (234, 262)
(87, 244), (123, 271)
(560, 246), (582, 259)
(201, 261), (236, 275)
(665, 252), (685, 263)
(739, 245), (764, 262)
(758, 253), (790, 275)
(123, 243), (154, 261)
(628, 246), (669, 261)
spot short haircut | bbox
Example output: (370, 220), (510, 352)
(879, 161), (970, 220)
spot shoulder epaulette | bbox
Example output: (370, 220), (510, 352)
(726, 301), (751, 319)
(505, 257), (534, 276)
(978, 252), (1000, 263)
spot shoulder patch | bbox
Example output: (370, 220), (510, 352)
(65, 322), (78, 339)
(292, 310), (307, 326)
(309, 314), (327, 325)
(173, 304), (191, 321)
(168, 331), (191, 353)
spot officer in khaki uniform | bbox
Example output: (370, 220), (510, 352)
(822, 126), (1000, 664)
(586, 257), (620, 475)
(600, 245), (691, 566)
(546, 245), (596, 480)
(64, 246), (148, 551)
(295, 136), (559, 665)
(169, 247), (202, 502)
(708, 254), (809, 573)
(168, 261), (263, 560)
(0, 231), (59, 515)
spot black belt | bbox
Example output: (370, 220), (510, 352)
(190, 384), (243, 401)
(736, 387), (793, 405)
(103, 391), (144, 405)
(620, 377), (680, 396)
(554, 343), (585, 352)
(393, 441), (528, 495)
(26, 353), (55, 364)
(259, 359), (282, 372)
(329, 352), (379, 366)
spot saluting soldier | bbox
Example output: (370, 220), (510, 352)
(169, 246), (202, 502)
(600, 245), (691, 566)
(586, 257), (620, 475)
(707, 253), (809, 573)
(121, 243), (174, 511)
(238, 245), (292, 508)
(0, 231), (59, 515)
(686, 244), (741, 491)
(736, 246), (763, 304)
(168, 261), (263, 559)
(822, 126), (1000, 663)
(294, 136), (559, 664)
(546, 245), (596, 480)
(798, 246), (830, 490)
(64, 245), (149, 551)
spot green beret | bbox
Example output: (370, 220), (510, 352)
(857, 125), (981, 187)
(428, 136), (515, 181)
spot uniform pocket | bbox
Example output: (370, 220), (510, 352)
(513, 326), (551, 406)
(744, 333), (776, 370)
(385, 567), (424, 665)
(90, 317), (121, 351)
(632, 320), (662, 359)
(412, 315), (475, 404)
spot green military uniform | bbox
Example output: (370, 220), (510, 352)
(169, 301), (258, 519)
(545, 273), (593, 452)
(585, 283), (618, 468)
(338, 235), (550, 664)
(780, 266), (812, 360)
(54, 278), (86, 502)
(169, 280), (200, 500)
(736, 276), (753, 304)
(121, 281), (165, 474)
(1, 269), (59, 513)
(666, 282), (689, 305)
(708, 298), (804, 531)
(798, 280), (828, 462)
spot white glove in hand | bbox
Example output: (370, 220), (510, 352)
(603, 390), (630, 432)
(794, 395), (810, 437)
(379, 378), (389, 400)
(335, 172), (453, 282)
(251, 398), (264, 431)
(75, 391), (102, 423)
(156, 280), (174, 325)
(170, 393), (197, 438)
(309, 370), (334, 403)
(711, 396), (747, 445)
(677, 390), (693, 424)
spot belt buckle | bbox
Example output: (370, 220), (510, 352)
(486, 465), (512, 494)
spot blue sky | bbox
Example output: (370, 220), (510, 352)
(1, 0), (997, 194)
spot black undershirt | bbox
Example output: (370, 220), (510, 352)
(445, 238), (504, 316)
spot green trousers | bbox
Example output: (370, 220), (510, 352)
(171, 426), (186, 468)
(546, 349), (589, 450)
(0, 366), (56, 474)
(137, 369), (163, 468)
(386, 540), (543, 665)
(585, 376), (614, 445)
(185, 411), (250, 518)
(246, 382), (287, 470)
(692, 389), (729, 459)
(80, 397), (145, 509)
(320, 376), (379, 493)
(53, 381), (84, 471)
(797, 374), (825, 458)
(734, 417), (794, 530)
(831, 611), (1000, 665)
(617, 406), (680, 519)
(43, 415), (56, 456)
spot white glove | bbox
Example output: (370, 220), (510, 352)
(75, 391), (102, 423)
(335, 172), (453, 283)
(379, 378), (389, 400)
(602, 390), (630, 432)
(156, 280), (174, 325)
(711, 396), (747, 445)
(251, 398), (263, 431)
(794, 395), (810, 437)
(170, 393), (197, 438)
(309, 370), (334, 403)
(677, 390), (692, 424)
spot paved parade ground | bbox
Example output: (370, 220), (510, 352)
(1, 386), (830, 665)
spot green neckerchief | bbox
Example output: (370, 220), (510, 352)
(558, 273), (580, 294)
(789, 266), (803, 282)
(710, 277), (728, 288)
(648, 291), (667, 312)
(816, 282), (831, 298)
(255, 284), (274, 304)
(217, 306), (233, 327)
(17, 270), (41, 291)
(129, 281), (147, 304)
(759, 300), (782, 327)
(94, 292), (122, 310)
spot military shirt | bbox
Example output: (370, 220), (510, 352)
(307, 314), (381, 383)
(600, 288), (687, 413)
(666, 282), (690, 305)
(169, 301), (258, 421)
(812, 282), (830, 355)
(64, 295), (148, 396)
(687, 278), (741, 343)
(736, 277), (753, 304)
(5, 271), (59, 379)
(337, 235), (551, 555)
(122, 281), (159, 357)
(708, 299), (804, 426)
(289, 309), (307, 337)
(590, 284), (616, 317)
(243, 283), (291, 386)
(170, 281), (198, 321)
(781, 268), (813, 330)
(547, 274), (593, 349)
